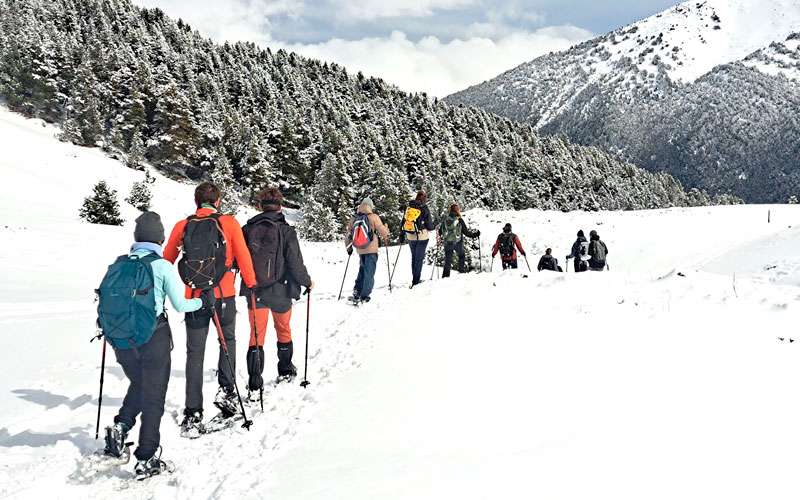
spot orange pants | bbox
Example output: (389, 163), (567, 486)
(248, 306), (292, 346)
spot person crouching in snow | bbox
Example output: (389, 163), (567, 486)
(345, 197), (389, 304)
(491, 223), (526, 270)
(98, 212), (209, 480)
(537, 248), (563, 272)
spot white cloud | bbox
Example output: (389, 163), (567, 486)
(276, 27), (591, 96)
(329, 0), (478, 20)
(131, 0), (592, 97)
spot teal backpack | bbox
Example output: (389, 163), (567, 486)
(96, 254), (161, 350)
(441, 216), (462, 242)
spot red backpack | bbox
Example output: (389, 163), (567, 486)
(351, 214), (373, 250)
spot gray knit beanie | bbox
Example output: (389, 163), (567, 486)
(134, 211), (165, 244)
(362, 197), (375, 210)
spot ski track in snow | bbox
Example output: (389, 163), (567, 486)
(4, 108), (800, 499)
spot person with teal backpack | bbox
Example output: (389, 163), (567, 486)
(438, 203), (480, 278)
(95, 212), (210, 481)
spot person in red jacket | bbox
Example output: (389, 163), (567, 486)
(491, 223), (526, 270)
(164, 182), (257, 437)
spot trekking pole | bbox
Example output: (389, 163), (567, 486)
(385, 243), (392, 293)
(300, 289), (312, 388)
(389, 243), (403, 284)
(476, 237), (482, 273)
(523, 254), (532, 272)
(490, 256), (495, 272)
(337, 250), (352, 301)
(250, 292), (264, 412)
(210, 304), (252, 430)
(91, 333), (106, 440)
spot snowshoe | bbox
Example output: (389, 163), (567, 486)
(103, 423), (132, 460)
(134, 448), (175, 481)
(179, 410), (204, 439)
(213, 387), (238, 418)
(276, 373), (296, 384)
(201, 411), (246, 434)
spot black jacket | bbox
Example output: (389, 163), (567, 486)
(588, 238), (609, 270)
(240, 211), (311, 305)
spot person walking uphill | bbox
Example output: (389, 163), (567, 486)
(401, 190), (435, 287)
(97, 212), (208, 480)
(163, 182), (258, 438)
(438, 203), (480, 278)
(345, 197), (389, 305)
(491, 223), (526, 270)
(241, 187), (314, 397)
(567, 230), (589, 273)
(588, 230), (609, 271)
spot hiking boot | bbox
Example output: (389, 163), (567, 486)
(134, 447), (174, 481)
(103, 422), (130, 459)
(179, 410), (203, 439)
(213, 387), (238, 417)
(246, 388), (263, 404)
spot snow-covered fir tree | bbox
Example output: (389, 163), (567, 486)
(298, 188), (339, 242)
(125, 171), (153, 211)
(80, 180), (124, 225)
(210, 146), (240, 214)
(127, 129), (145, 171)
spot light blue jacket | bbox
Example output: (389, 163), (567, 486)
(130, 242), (202, 316)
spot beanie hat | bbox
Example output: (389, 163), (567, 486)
(577, 230), (584, 237)
(362, 197), (375, 210)
(134, 211), (165, 244)
(503, 223), (512, 233)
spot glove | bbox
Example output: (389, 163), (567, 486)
(347, 246), (353, 256)
(200, 289), (216, 311)
(399, 232), (406, 243)
(475, 230), (481, 237)
(521, 252), (526, 257)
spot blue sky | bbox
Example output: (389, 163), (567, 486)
(134, 0), (680, 96)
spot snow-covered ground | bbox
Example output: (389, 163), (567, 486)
(3, 108), (800, 500)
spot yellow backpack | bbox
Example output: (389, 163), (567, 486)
(402, 206), (422, 233)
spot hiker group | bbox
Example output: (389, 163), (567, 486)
(95, 183), (312, 480)
(93, 183), (610, 480)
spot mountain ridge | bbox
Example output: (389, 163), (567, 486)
(447, 0), (800, 202)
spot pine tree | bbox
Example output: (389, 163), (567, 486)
(127, 129), (145, 170)
(125, 172), (153, 211)
(80, 181), (124, 225)
(211, 146), (240, 214)
(298, 188), (338, 242)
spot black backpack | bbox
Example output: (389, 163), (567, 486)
(498, 233), (516, 257)
(541, 255), (557, 271)
(178, 214), (229, 291)
(244, 218), (285, 288)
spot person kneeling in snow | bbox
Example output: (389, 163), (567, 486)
(97, 212), (209, 480)
(537, 248), (563, 272)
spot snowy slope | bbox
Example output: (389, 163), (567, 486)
(5, 108), (800, 499)
(742, 32), (800, 81)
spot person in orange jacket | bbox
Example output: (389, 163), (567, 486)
(491, 223), (526, 270)
(164, 182), (257, 437)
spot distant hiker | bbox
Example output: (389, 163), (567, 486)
(241, 187), (314, 397)
(491, 223), (526, 270)
(537, 248), (563, 272)
(401, 190), (435, 287)
(345, 197), (390, 304)
(567, 230), (589, 272)
(97, 212), (208, 480)
(163, 182), (258, 437)
(438, 203), (480, 278)
(588, 230), (609, 271)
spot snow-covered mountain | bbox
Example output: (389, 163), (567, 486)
(447, 0), (800, 203)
